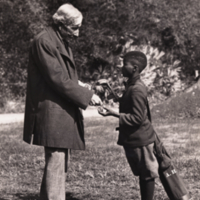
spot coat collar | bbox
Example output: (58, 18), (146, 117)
(125, 75), (141, 89)
(46, 26), (75, 67)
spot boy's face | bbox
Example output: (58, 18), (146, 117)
(122, 60), (134, 78)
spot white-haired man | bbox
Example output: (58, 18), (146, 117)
(23, 3), (102, 200)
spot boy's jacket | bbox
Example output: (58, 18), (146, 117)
(117, 75), (155, 147)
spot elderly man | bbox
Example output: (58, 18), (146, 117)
(23, 3), (102, 200)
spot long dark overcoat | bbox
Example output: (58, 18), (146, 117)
(23, 26), (93, 150)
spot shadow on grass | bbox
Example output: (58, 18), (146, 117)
(0, 192), (80, 200)
(66, 192), (80, 200)
(0, 194), (39, 200)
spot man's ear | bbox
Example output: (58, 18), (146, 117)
(57, 22), (63, 29)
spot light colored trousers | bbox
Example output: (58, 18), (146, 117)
(40, 147), (69, 200)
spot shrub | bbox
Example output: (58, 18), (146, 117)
(1, 0), (200, 100)
(151, 87), (200, 119)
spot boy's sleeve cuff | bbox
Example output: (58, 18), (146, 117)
(119, 113), (126, 126)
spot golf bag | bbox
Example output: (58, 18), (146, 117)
(154, 132), (189, 200)
(147, 100), (189, 200)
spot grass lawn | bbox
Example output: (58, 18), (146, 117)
(0, 117), (200, 200)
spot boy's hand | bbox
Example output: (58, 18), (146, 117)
(98, 106), (119, 118)
(98, 106), (112, 116)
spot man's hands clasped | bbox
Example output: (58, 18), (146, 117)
(79, 81), (102, 106)
(90, 94), (102, 106)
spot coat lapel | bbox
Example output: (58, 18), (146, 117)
(127, 75), (140, 86)
(68, 47), (76, 66)
(46, 26), (76, 68)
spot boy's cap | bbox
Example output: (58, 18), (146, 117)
(123, 51), (147, 72)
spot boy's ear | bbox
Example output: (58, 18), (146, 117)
(132, 65), (138, 72)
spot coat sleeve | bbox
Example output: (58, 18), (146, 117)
(119, 88), (146, 127)
(31, 37), (93, 110)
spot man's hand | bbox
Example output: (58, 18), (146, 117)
(78, 80), (92, 90)
(94, 85), (104, 93)
(90, 94), (102, 106)
(98, 106), (119, 118)
(84, 83), (92, 90)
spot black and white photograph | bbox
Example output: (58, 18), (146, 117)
(0, 0), (199, 199)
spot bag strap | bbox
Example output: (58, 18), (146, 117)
(146, 98), (171, 159)
(146, 97), (162, 143)
(133, 80), (152, 122)
(146, 99), (152, 122)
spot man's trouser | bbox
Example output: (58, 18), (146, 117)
(40, 147), (69, 200)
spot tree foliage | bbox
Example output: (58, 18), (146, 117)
(1, 0), (200, 100)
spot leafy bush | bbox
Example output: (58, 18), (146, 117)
(0, 0), (48, 98)
(1, 0), (200, 100)
(75, 0), (200, 99)
(0, 99), (25, 113)
(151, 87), (200, 119)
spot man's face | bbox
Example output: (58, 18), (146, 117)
(60, 16), (82, 39)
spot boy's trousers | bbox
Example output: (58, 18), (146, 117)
(40, 147), (69, 200)
(124, 143), (159, 180)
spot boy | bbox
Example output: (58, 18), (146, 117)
(98, 51), (159, 200)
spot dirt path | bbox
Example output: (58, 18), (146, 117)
(0, 113), (24, 124)
(0, 107), (118, 124)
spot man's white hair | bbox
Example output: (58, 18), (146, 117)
(52, 3), (82, 26)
